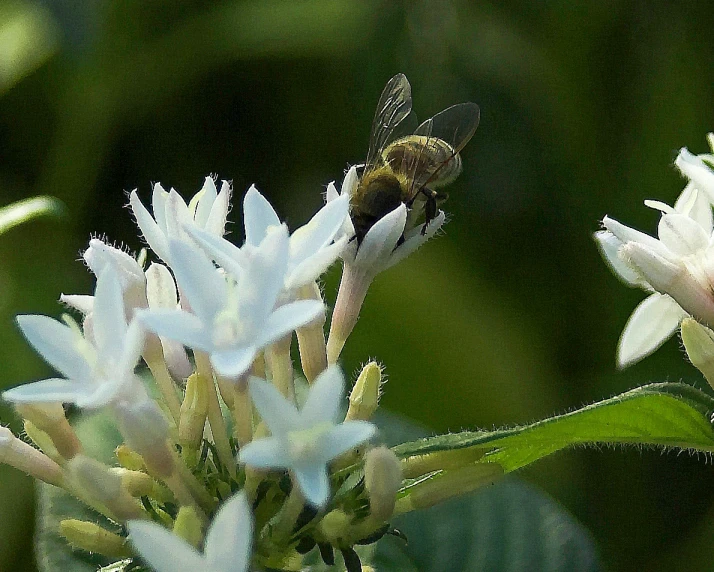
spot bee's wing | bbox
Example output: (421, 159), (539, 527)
(365, 74), (413, 171)
(409, 102), (480, 191)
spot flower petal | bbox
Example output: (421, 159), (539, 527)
(168, 240), (226, 323)
(657, 213), (709, 256)
(301, 365), (345, 425)
(193, 177), (217, 228)
(384, 209), (446, 271)
(617, 293), (686, 368)
(210, 346), (256, 380)
(93, 268), (128, 362)
(355, 204), (407, 268)
(205, 180), (232, 236)
(204, 492), (252, 572)
(676, 148), (714, 201)
(239, 436), (290, 470)
(16, 315), (92, 381)
(130, 190), (170, 262)
(289, 194), (349, 264)
(256, 300), (324, 348)
(602, 216), (670, 257)
(292, 464), (330, 507)
(286, 237), (347, 290)
(244, 185), (281, 246)
(139, 309), (212, 352)
(316, 421), (377, 462)
(247, 377), (301, 435)
(593, 230), (643, 287)
(186, 226), (246, 279)
(2, 378), (92, 404)
(128, 520), (204, 572)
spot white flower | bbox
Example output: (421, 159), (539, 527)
(128, 491), (252, 572)
(595, 171), (714, 367)
(327, 166), (446, 274)
(130, 177), (231, 265)
(239, 365), (377, 507)
(3, 267), (145, 407)
(187, 185), (350, 293)
(139, 227), (324, 379)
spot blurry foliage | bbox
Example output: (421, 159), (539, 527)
(1, 0), (714, 570)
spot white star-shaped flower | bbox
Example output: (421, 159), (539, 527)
(3, 267), (145, 408)
(139, 226), (324, 379)
(187, 185), (350, 294)
(239, 365), (377, 507)
(128, 491), (252, 572)
(595, 147), (714, 367)
(130, 177), (231, 265)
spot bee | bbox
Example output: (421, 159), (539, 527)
(350, 73), (480, 243)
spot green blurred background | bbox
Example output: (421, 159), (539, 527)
(1, 0), (714, 570)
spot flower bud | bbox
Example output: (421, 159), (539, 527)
(394, 463), (504, 514)
(173, 506), (203, 548)
(23, 420), (60, 462)
(179, 373), (209, 449)
(59, 519), (131, 558)
(109, 467), (155, 497)
(364, 447), (402, 521)
(296, 282), (328, 383)
(681, 318), (714, 388)
(115, 444), (146, 471)
(345, 362), (383, 421)
(15, 403), (82, 459)
(67, 455), (143, 521)
(115, 399), (174, 478)
(0, 426), (63, 485)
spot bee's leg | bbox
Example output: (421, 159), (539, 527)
(421, 190), (438, 235)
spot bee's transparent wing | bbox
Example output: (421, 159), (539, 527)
(409, 102), (480, 192)
(365, 74), (413, 171)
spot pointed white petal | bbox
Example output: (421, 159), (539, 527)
(657, 213), (709, 255)
(168, 240), (226, 323)
(316, 421), (377, 463)
(247, 377), (301, 435)
(165, 190), (193, 242)
(293, 464), (330, 507)
(602, 216), (670, 257)
(593, 231), (643, 286)
(118, 320), (146, 375)
(244, 185), (281, 246)
(210, 347), (256, 380)
(16, 315), (93, 381)
(152, 184), (170, 234)
(301, 366), (345, 425)
(93, 268), (128, 361)
(238, 226), (289, 321)
(194, 177), (218, 228)
(680, 184), (714, 234)
(289, 194), (350, 264)
(285, 237), (347, 290)
(385, 210), (446, 271)
(146, 263), (178, 309)
(60, 294), (94, 315)
(355, 204), (407, 268)
(204, 180), (232, 236)
(139, 309), (212, 352)
(326, 181), (339, 202)
(256, 300), (324, 348)
(644, 199), (675, 214)
(239, 437), (290, 469)
(341, 166), (359, 198)
(676, 148), (714, 201)
(205, 492), (252, 572)
(130, 190), (170, 262)
(128, 521), (204, 572)
(617, 293), (686, 368)
(2, 378), (91, 404)
(186, 226), (246, 279)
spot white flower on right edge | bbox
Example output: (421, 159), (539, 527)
(595, 142), (714, 367)
(128, 491), (252, 572)
(239, 365), (377, 508)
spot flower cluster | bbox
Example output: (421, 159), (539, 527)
(0, 171), (445, 571)
(595, 134), (714, 381)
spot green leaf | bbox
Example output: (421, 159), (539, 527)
(0, 196), (64, 236)
(394, 382), (714, 473)
(373, 411), (600, 572)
